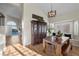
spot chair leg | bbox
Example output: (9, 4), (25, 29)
(71, 45), (72, 50)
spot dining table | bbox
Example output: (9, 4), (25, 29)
(43, 36), (70, 56)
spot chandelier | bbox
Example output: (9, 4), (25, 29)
(48, 3), (56, 18)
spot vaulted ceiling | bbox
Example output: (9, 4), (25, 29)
(29, 3), (79, 22)
(0, 3), (79, 22)
(30, 3), (79, 16)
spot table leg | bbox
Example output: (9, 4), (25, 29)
(43, 39), (46, 52)
(55, 43), (62, 56)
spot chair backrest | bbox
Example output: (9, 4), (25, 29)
(52, 33), (56, 36)
(64, 34), (71, 39)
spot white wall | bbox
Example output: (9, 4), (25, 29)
(22, 4), (49, 46)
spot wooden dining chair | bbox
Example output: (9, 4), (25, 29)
(45, 42), (56, 55)
(63, 43), (72, 56)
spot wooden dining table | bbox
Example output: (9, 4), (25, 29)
(43, 36), (70, 56)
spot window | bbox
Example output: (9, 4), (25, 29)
(54, 21), (73, 34)
(7, 21), (17, 30)
(50, 23), (55, 32)
(6, 21), (18, 35)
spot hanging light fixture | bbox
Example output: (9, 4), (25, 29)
(48, 3), (56, 18)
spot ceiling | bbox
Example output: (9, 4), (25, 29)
(0, 3), (79, 22)
(30, 3), (79, 16)
(0, 3), (23, 19)
(30, 3), (79, 22)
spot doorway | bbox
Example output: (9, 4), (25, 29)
(6, 21), (22, 46)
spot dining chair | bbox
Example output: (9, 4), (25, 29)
(45, 42), (56, 55)
(52, 33), (56, 36)
(64, 34), (71, 39)
(63, 43), (72, 56)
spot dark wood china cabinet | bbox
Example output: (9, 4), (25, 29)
(31, 20), (47, 45)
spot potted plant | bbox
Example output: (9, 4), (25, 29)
(57, 30), (63, 37)
(56, 30), (63, 44)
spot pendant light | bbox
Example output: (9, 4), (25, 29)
(48, 3), (56, 18)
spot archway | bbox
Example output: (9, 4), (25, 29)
(6, 21), (21, 46)
(6, 21), (18, 35)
